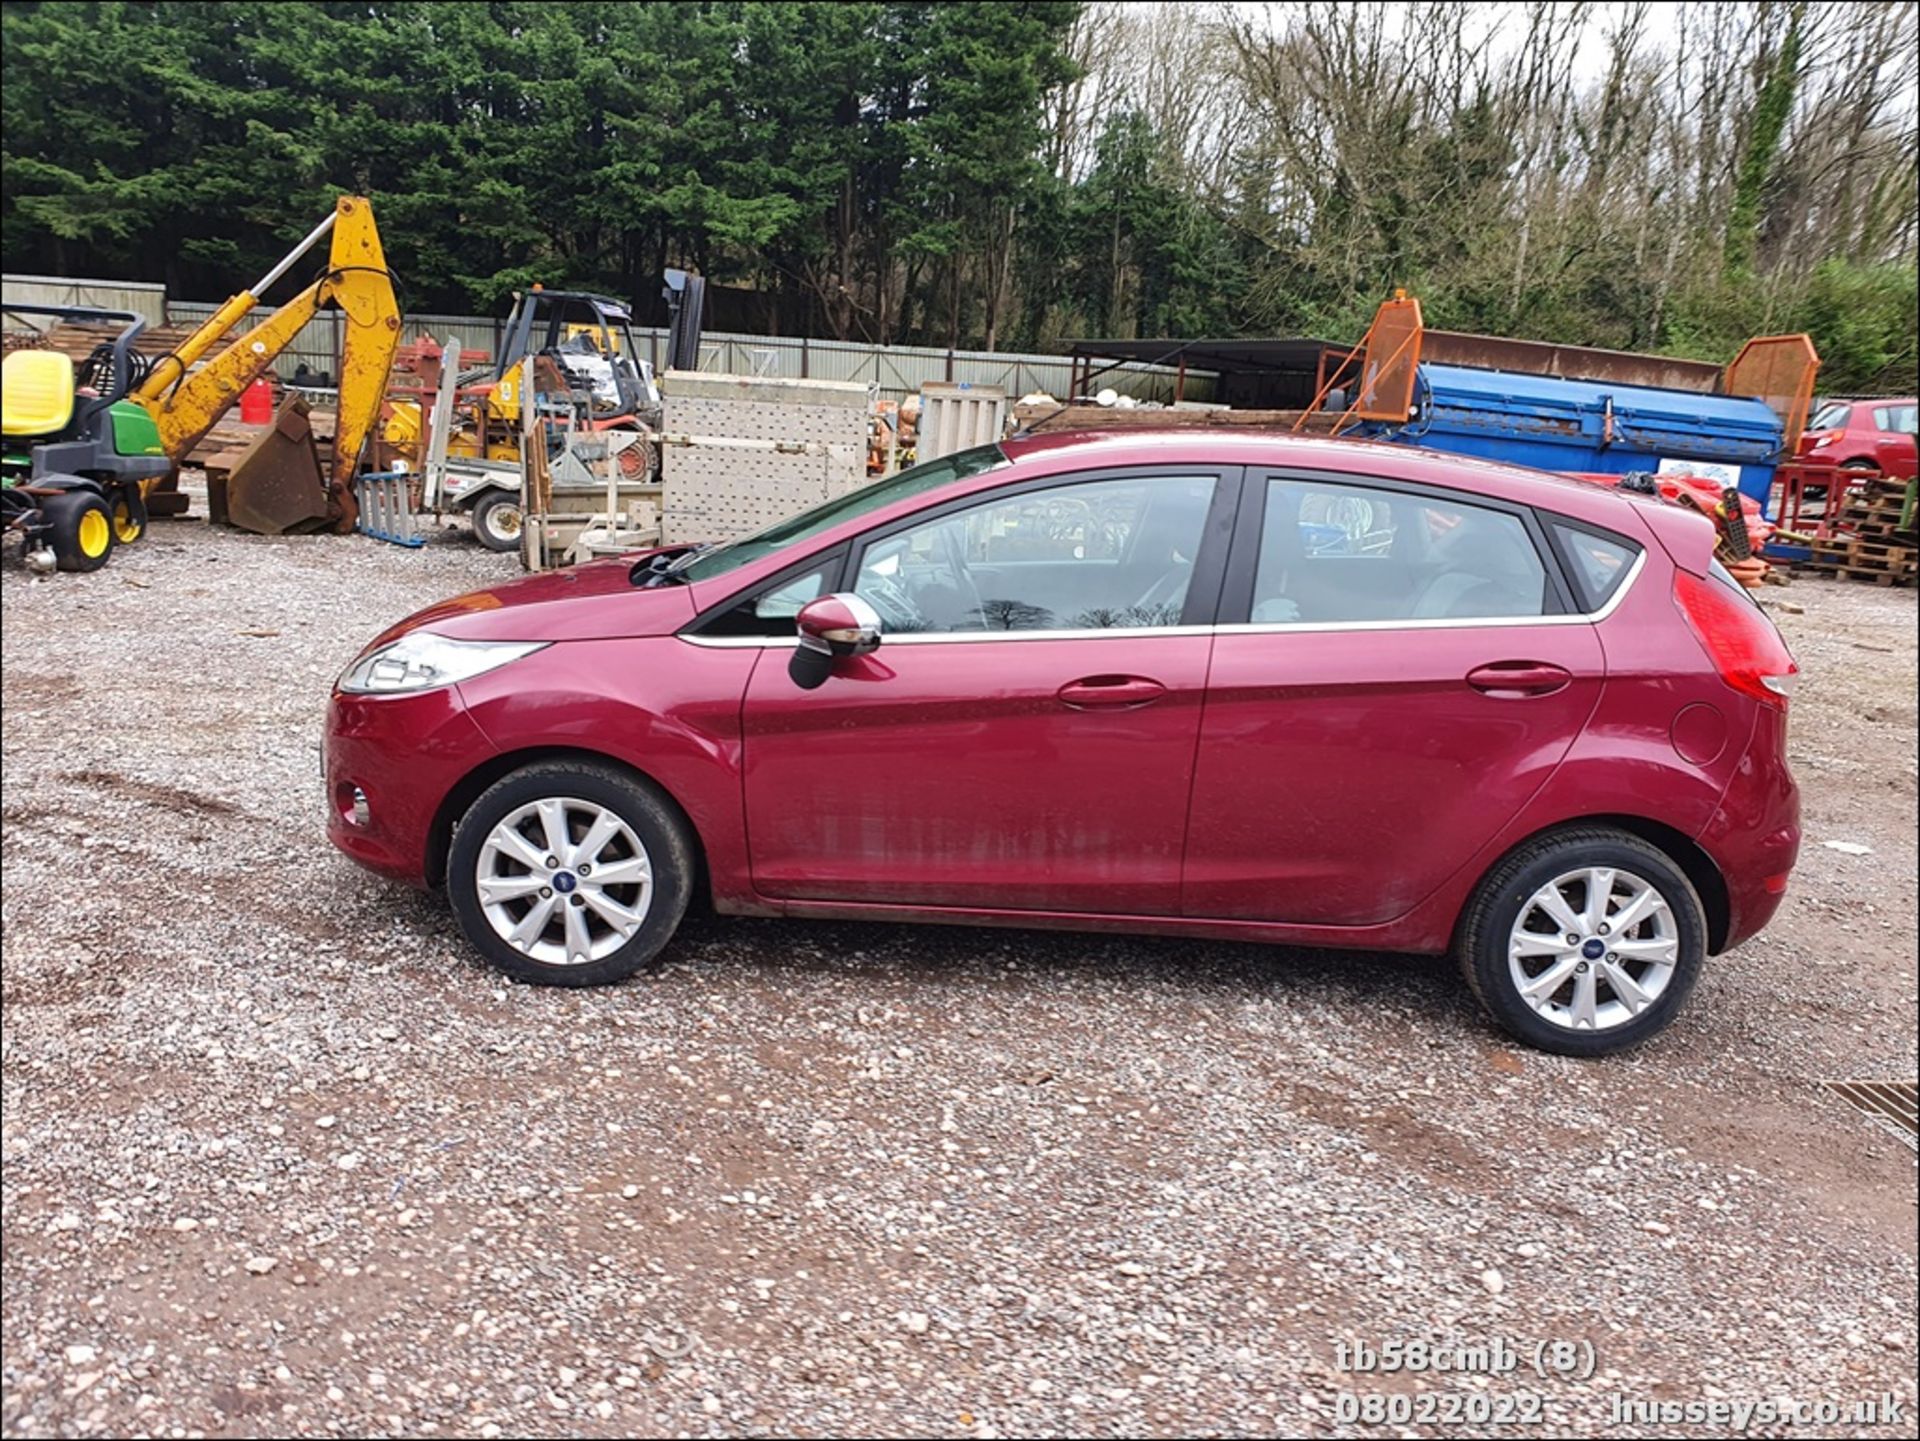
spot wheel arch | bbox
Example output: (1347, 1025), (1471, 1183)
(1457, 813), (1731, 955)
(23, 471), (104, 494)
(426, 744), (709, 899)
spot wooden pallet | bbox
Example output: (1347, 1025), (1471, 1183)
(1803, 476), (1917, 571)
(1851, 540), (1912, 562)
(1836, 510), (1910, 535)
(1801, 552), (1917, 584)
(1835, 565), (1915, 588)
(1797, 520), (1919, 585)
(1833, 479), (1914, 530)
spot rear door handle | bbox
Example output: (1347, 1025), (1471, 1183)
(1465, 661), (1573, 697)
(1057, 674), (1167, 709)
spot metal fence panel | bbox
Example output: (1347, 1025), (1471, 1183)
(116, 295), (1219, 402)
(3, 273), (168, 328)
(919, 383), (1008, 461)
(805, 340), (881, 386)
(661, 372), (870, 542)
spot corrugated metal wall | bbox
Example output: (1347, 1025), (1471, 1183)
(158, 298), (1215, 403)
(2, 273), (168, 328)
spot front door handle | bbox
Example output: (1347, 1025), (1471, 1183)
(1057, 674), (1167, 709)
(1466, 661), (1573, 697)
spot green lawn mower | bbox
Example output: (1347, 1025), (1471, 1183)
(3, 304), (171, 574)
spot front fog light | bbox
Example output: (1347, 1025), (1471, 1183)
(336, 782), (371, 827)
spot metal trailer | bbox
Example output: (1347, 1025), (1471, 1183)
(514, 358), (663, 571)
(1312, 299), (1819, 516)
(1366, 364), (1788, 508)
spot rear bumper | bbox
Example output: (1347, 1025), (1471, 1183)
(1697, 706), (1800, 951)
(324, 687), (498, 886)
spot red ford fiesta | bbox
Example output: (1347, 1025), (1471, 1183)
(325, 432), (1800, 1056)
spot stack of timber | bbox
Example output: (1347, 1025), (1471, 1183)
(27, 317), (241, 367)
(1014, 402), (1346, 435)
(1799, 477), (1918, 587)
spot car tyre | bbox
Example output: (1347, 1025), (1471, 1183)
(470, 489), (524, 553)
(1456, 827), (1706, 1057)
(448, 761), (695, 987)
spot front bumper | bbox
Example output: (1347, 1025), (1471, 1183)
(324, 686), (498, 886)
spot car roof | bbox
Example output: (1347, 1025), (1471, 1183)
(678, 425), (1674, 608)
(996, 428), (1642, 527)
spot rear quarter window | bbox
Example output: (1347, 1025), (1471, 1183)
(1551, 523), (1641, 613)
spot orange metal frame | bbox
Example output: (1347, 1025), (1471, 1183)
(1295, 292), (1423, 433)
(1725, 334), (1822, 452)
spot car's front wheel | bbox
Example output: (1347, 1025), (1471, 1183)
(447, 761), (695, 986)
(1457, 828), (1706, 1056)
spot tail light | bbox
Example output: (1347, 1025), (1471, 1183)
(1673, 568), (1798, 709)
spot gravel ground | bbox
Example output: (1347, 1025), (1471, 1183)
(3, 504), (1915, 1439)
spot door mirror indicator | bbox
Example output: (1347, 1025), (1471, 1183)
(790, 592), (883, 689)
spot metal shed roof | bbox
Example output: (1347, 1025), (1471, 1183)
(1066, 337), (1352, 374)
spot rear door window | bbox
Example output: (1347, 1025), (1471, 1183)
(1873, 403), (1916, 435)
(1249, 478), (1552, 624)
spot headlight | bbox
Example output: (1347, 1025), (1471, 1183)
(337, 634), (548, 695)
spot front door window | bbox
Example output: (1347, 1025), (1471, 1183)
(853, 474), (1218, 634)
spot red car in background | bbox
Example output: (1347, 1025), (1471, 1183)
(325, 433), (1801, 1057)
(1796, 396), (1919, 476)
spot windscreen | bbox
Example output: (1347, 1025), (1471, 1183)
(676, 444), (1009, 583)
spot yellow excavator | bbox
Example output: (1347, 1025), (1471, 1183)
(132, 194), (402, 532)
(5, 196), (400, 569)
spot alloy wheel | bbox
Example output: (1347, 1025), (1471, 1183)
(475, 797), (654, 965)
(1507, 866), (1679, 1031)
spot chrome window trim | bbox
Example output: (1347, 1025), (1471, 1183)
(1219, 546), (1645, 634)
(677, 540), (1645, 649)
(681, 633), (804, 649)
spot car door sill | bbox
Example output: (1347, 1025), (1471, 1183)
(732, 896), (1445, 954)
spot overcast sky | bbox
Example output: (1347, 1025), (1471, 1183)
(1227, 0), (1690, 82)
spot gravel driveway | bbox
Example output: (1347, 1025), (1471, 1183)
(3, 505), (1915, 1439)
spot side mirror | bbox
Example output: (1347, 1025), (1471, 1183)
(790, 592), (883, 689)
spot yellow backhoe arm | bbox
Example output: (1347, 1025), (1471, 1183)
(132, 195), (401, 490)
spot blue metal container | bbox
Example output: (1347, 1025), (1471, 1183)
(1365, 363), (1784, 508)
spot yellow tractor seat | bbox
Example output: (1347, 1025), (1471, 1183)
(2, 349), (77, 437)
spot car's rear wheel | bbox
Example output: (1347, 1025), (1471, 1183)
(447, 761), (694, 986)
(1456, 828), (1706, 1056)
